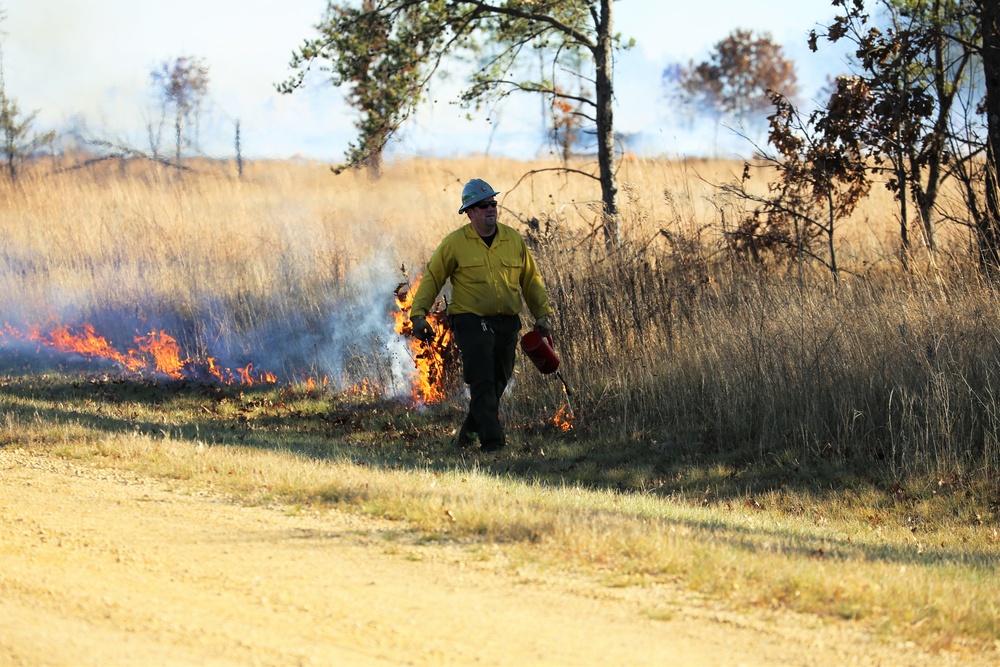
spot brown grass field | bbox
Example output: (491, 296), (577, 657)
(1, 155), (998, 659)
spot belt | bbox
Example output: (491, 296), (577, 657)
(450, 313), (519, 330)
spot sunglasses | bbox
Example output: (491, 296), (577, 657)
(473, 201), (498, 209)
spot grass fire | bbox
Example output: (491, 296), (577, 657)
(392, 276), (461, 405)
(2, 321), (280, 386)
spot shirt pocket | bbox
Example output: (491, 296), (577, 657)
(457, 256), (488, 283)
(499, 256), (524, 289)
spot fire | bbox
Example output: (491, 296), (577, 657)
(2, 321), (279, 387)
(134, 330), (185, 379)
(304, 376), (331, 393)
(393, 277), (458, 404)
(345, 378), (377, 397)
(45, 323), (144, 373)
(553, 404), (574, 432)
(235, 363), (277, 386)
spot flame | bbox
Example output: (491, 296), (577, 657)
(345, 378), (377, 397)
(553, 404), (574, 432)
(45, 323), (145, 373)
(134, 330), (185, 379)
(2, 321), (279, 387)
(206, 357), (226, 383)
(393, 277), (456, 404)
(235, 363), (278, 387)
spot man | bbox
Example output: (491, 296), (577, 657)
(409, 178), (553, 453)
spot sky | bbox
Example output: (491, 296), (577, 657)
(2, 0), (851, 161)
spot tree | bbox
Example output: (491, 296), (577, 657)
(234, 119), (244, 179)
(280, 0), (630, 249)
(150, 56), (210, 164)
(672, 29), (798, 143)
(281, 0), (391, 178)
(978, 0), (1000, 267)
(0, 13), (55, 182)
(808, 0), (1000, 271)
(811, 0), (980, 260)
(550, 85), (586, 162)
(0, 86), (54, 181)
(722, 82), (872, 281)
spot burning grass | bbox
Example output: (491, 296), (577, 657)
(2, 322), (279, 386)
(392, 276), (462, 404)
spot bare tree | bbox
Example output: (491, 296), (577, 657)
(234, 119), (244, 179)
(150, 57), (210, 164)
(0, 11), (55, 181)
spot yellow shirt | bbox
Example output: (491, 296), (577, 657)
(410, 223), (552, 320)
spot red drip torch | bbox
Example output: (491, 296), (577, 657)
(521, 329), (559, 374)
(520, 327), (575, 420)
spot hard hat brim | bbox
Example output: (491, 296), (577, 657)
(458, 186), (501, 213)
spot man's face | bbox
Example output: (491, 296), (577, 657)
(467, 199), (498, 237)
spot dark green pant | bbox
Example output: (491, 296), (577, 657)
(451, 313), (521, 450)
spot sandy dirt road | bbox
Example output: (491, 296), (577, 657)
(0, 448), (982, 666)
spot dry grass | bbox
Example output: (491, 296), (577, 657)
(1, 154), (999, 656)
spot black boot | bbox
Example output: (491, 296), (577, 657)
(479, 435), (505, 453)
(456, 415), (478, 448)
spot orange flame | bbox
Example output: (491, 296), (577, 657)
(553, 404), (574, 432)
(206, 357), (227, 383)
(134, 330), (186, 379)
(393, 277), (455, 404)
(2, 321), (280, 387)
(235, 363), (278, 387)
(346, 378), (378, 397)
(45, 323), (145, 373)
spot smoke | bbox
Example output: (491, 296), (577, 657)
(0, 250), (419, 396)
(298, 248), (416, 394)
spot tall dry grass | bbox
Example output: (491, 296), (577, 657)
(519, 158), (998, 481)
(1, 154), (997, 479)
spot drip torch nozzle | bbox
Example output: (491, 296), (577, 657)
(555, 370), (572, 397)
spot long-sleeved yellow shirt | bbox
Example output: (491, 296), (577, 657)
(409, 223), (552, 320)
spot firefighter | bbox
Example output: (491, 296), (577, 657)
(408, 178), (553, 453)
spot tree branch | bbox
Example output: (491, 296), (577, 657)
(455, 0), (595, 49)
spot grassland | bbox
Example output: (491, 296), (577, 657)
(1, 155), (998, 656)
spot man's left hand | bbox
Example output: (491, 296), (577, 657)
(411, 315), (435, 343)
(534, 314), (552, 337)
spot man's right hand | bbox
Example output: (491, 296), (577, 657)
(410, 315), (435, 343)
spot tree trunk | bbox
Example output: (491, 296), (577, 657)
(175, 113), (183, 165)
(235, 120), (244, 179)
(594, 0), (620, 251)
(898, 160), (910, 265)
(979, 0), (1000, 269)
(4, 126), (15, 182)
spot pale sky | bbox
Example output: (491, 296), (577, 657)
(2, 0), (847, 160)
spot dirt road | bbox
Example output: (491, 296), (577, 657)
(0, 448), (980, 666)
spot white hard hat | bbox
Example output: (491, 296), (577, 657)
(458, 178), (500, 213)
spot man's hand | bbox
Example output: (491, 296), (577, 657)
(534, 314), (552, 337)
(410, 315), (435, 343)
